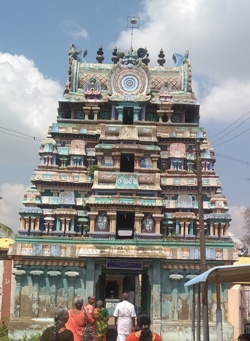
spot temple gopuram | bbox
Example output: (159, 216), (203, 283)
(8, 43), (237, 340)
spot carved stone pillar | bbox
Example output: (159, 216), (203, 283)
(88, 212), (98, 233)
(214, 223), (219, 237)
(13, 269), (26, 317)
(156, 110), (164, 122)
(151, 156), (159, 169)
(65, 271), (79, 306)
(169, 274), (183, 320)
(152, 214), (164, 235)
(135, 212), (144, 233)
(133, 107), (140, 122)
(179, 222), (185, 236)
(30, 270), (44, 317)
(111, 105), (116, 120)
(224, 223), (229, 236)
(209, 222), (214, 236)
(65, 218), (71, 232)
(116, 106), (123, 121)
(48, 270), (61, 306)
(92, 108), (99, 121)
(107, 212), (116, 234)
(141, 105), (146, 121)
(20, 217), (25, 230)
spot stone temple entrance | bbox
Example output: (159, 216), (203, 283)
(96, 269), (151, 341)
(95, 269), (151, 315)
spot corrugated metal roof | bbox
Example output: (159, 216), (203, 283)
(185, 264), (250, 286)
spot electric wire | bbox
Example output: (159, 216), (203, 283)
(212, 115), (250, 144)
(0, 126), (42, 142)
(209, 110), (250, 139)
(213, 126), (250, 148)
(216, 153), (250, 166)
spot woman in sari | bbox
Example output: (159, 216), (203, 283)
(126, 313), (162, 341)
(40, 305), (73, 341)
(66, 298), (94, 341)
(94, 300), (109, 341)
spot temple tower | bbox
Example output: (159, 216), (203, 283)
(8, 45), (236, 340)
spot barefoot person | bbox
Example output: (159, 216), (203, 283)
(94, 300), (109, 341)
(113, 292), (136, 341)
(66, 298), (94, 341)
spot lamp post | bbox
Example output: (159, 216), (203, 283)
(196, 138), (206, 273)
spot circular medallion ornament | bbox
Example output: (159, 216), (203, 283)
(108, 64), (150, 101)
(121, 75), (139, 92)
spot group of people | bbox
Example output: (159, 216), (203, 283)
(40, 296), (109, 341)
(40, 292), (162, 341)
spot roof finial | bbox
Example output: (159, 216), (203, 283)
(157, 48), (166, 66)
(96, 47), (104, 64)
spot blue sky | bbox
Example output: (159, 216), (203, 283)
(1, 0), (250, 239)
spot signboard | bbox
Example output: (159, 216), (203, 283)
(116, 174), (138, 189)
(106, 259), (143, 270)
(105, 299), (119, 315)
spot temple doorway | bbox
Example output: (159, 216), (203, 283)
(95, 270), (151, 315)
(123, 107), (134, 125)
(120, 153), (134, 172)
(116, 211), (135, 239)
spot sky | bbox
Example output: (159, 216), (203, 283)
(1, 0), (250, 240)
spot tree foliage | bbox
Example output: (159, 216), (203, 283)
(242, 208), (250, 245)
(0, 223), (14, 238)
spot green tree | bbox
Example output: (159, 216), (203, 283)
(242, 208), (250, 245)
(0, 223), (14, 238)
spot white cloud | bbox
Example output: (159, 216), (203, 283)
(61, 20), (88, 40)
(200, 80), (250, 123)
(228, 205), (246, 240)
(0, 53), (62, 230)
(0, 183), (27, 233)
(111, 0), (250, 123)
(0, 53), (62, 136)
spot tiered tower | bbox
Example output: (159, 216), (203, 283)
(8, 45), (237, 340)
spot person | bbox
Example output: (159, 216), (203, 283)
(125, 312), (162, 341)
(238, 334), (250, 341)
(94, 300), (109, 341)
(128, 288), (135, 305)
(113, 292), (136, 341)
(85, 296), (98, 341)
(66, 297), (94, 341)
(40, 305), (73, 341)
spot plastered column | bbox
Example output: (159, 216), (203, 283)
(86, 258), (95, 297)
(65, 271), (79, 306)
(151, 260), (161, 335)
(169, 274), (183, 320)
(48, 270), (61, 306)
(30, 270), (44, 317)
(13, 269), (26, 317)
